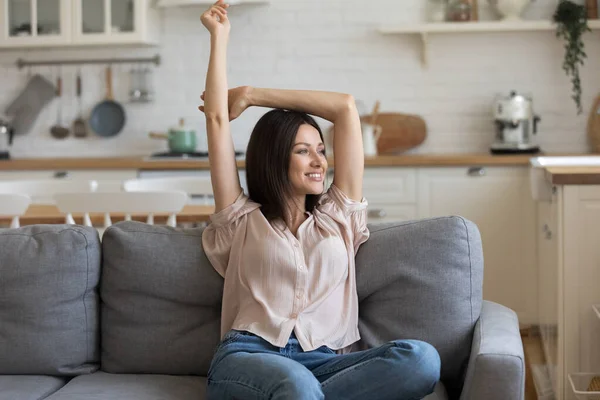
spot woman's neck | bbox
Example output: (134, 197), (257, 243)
(285, 196), (307, 235)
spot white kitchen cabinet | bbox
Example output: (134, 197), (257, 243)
(72, 0), (159, 46)
(417, 166), (537, 326)
(0, 169), (137, 192)
(537, 185), (600, 400)
(0, 0), (72, 47)
(0, 170), (55, 180)
(0, 0), (158, 48)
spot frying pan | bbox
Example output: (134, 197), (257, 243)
(90, 67), (125, 137)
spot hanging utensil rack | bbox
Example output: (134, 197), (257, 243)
(16, 54), (161, 69)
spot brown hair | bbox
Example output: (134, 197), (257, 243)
(245, 109), (325, 221)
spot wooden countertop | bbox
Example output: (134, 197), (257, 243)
(0, 153), (569, 170)
(545, 167), (600, 185)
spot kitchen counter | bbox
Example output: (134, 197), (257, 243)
(545, 167), (600, 185)
(0, 153), (573, 171)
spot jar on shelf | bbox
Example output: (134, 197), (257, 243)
(426, 0), (448, 22)
(446, 0), (472, 22)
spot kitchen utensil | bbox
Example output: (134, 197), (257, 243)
(362, 123), (383, 157)
(149, 118), (197, 153)
(5, 74), (55, 136)
(0, 119), (14, 160)
(73, 71), (87, 138)
(370, 101), (380, 126)
(89, 66), (126, 137)
(360, 113), (427, 154)
(50, 75), (69, 139)
(587, 94), (600, 153)
(491, 90), (541, 154)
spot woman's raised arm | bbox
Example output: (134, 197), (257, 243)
(246, 88), (364, 201)
(200, 0), (242, 212)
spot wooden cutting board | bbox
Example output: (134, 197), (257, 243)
(588, 94), (600, 153)
(361, 112), (427, 154)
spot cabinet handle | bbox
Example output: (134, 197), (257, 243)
(467, 167), (486, 177)
(368, 209), (387, 219)
(54, 171), (69, 179)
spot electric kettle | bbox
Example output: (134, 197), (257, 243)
(0, 119), (15, 160)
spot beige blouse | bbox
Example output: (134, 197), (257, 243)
(202, 184), (369, 352)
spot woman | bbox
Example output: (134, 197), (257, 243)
(198, 2), (441, 399)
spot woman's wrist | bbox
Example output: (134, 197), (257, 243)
(246, 86), (257, 107)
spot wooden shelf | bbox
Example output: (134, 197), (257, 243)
(156, 0), (268, 6)
(379, 19), (600, 67)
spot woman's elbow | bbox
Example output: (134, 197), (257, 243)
(205, 112), (229, 126)
(338, 94), (357, 114)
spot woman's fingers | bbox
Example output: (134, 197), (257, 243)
(211, 7), (228, 21)
(198, 105), (205, 112)
(213, 0), (229, 8)
(201, 92), (205, 100)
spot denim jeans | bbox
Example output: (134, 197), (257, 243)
(207, 329), (441, 400)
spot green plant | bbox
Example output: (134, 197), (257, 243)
(553, 0), (591, 114)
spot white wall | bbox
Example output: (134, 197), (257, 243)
(0, 0), (598, 158)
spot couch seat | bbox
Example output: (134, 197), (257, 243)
(0, 375), (67, 400)
(44, 372), (206, 400)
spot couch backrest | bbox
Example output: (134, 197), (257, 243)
(353, 216), (483, 397)
(0, 225), (101, 376)
(99, 222), (222, 375)
(0, 216), (483, 396)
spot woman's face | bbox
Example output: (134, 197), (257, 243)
(288, 124), (328, 196)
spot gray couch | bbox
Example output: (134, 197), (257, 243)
(0, 216), (525, 400)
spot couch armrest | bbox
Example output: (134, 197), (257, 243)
(459, 300), (525, 400)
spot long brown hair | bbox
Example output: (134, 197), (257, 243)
(245, 109), (325, 221)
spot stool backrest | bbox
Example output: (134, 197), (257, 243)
(0, 180), (98, 204)
(54, 191), (189, 229)
(0, 193), (32, 228)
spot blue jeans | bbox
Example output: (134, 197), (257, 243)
(207, 329), (441, 400)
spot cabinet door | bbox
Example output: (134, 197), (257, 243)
(72, 0), (157, 45)
(0, 0), (71, 48)
(418, 166), (537, 326)
(537, 195), (559, 398)
(562, 186), (600, 400)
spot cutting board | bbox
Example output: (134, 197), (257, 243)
(361, 112), (427, 154)
(588, 94), (600, 153)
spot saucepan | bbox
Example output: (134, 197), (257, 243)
(149, 118), (197, 153)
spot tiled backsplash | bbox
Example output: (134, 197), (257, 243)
(0, 0), (598, 158)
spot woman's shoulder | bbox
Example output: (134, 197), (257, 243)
(208, 191), (261, 228)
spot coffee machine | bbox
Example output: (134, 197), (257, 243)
(491, 91), (541, 154)
(0, 119), (14, 160)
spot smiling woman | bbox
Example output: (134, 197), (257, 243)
(245, 109), (327, 223)
(197, 1), (440, 399)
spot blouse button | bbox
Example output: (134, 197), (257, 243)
(291, 313), (298, 318)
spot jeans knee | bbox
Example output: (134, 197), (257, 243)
(389, 339), (441, 396)
(276, 368), (324, 400)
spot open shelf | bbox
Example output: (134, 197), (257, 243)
(156, 0), (268, 7)
(378, 19), (600, 67)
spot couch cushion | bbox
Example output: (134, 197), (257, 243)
(44, 372), (207, 400)
(0, 225), (101, 375)
(353, 217), (483, 399)
(0, 375), (67, 400)
(100, 222), (222, 375)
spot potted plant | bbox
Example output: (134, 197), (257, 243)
(553, 0), (591, 114)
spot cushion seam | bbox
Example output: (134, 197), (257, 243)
(367, 215), (462, 235)
(460, 217), (474, 324)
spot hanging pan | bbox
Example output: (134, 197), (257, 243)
(89, 66), (126, 137)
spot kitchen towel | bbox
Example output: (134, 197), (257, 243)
(5, 74), (56, 136)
